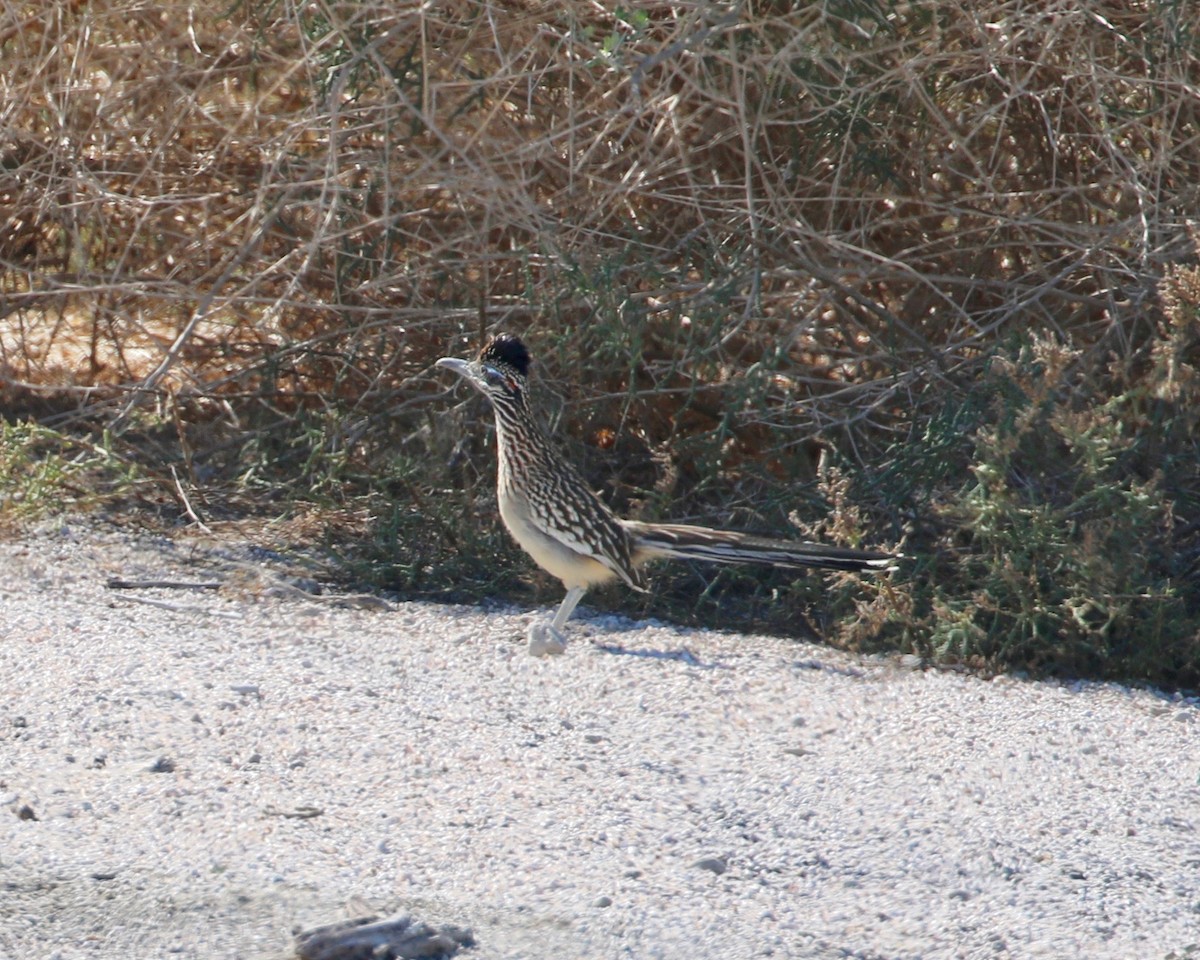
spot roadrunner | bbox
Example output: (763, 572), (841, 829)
(437, 334), (898, 655)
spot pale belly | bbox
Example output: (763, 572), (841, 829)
(498, 488), (618, 589)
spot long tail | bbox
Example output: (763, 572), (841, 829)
(623, 520), (898, 573)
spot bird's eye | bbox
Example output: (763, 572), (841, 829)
(483, 364), (508, 387)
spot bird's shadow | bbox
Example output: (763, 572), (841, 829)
(587, 639), (727, 669)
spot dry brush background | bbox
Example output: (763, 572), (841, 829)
(2, 0), (1198, 684)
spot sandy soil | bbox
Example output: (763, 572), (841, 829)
(2, 521), (1197, 960)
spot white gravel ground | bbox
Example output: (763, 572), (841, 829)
(1, 521), (1198, 960)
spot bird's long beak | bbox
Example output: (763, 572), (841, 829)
(435, 356), (471, 377)
(436, 355), (487, 395)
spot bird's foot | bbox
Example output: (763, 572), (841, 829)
(526, 621), (567, 657)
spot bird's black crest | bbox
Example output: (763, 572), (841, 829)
(480, 334), (531, 376)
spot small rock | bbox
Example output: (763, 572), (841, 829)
(592, 896), (612, 908)
(17, 804), (38, 821)
(693, 856), (727, 876)
(295, 912), (474, 960)
(148, 757), (177, 773)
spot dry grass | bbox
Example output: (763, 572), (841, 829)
(1, 0), (1197, 683)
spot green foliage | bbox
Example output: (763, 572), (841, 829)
(0, 421), (137, 523)
(886, 319), (1200, 686)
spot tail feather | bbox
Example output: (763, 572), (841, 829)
(623, 521), (898, 573)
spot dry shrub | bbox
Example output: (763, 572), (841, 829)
(4, 1), (1195, 392)
(1, 0), (1197, 681)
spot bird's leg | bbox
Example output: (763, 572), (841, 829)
(551, 586), (586, 633)
(527, 586), (586, 657)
